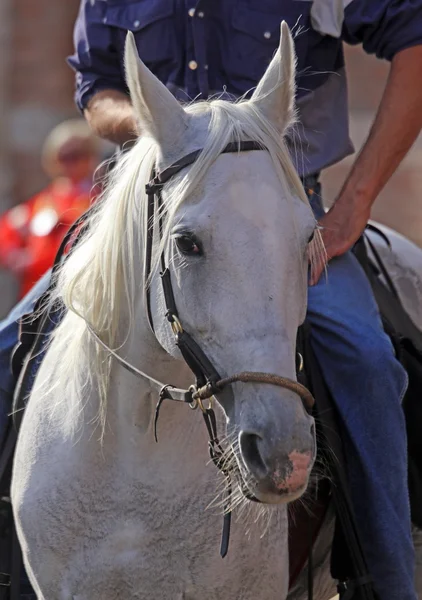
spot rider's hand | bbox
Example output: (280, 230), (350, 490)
(309, 200), (370, 286)
(84, 90), (138, 147)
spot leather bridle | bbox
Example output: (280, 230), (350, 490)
(88, 139), (315, 557)
(143, 140), (314, 409)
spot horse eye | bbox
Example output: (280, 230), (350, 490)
(175, 235), (202, 256)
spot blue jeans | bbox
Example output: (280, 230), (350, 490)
(0, 196), (416, 599)
(307, 190), (415, 599)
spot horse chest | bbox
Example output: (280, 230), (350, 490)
(15, 437), (290, 599)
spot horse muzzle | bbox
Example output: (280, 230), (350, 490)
(237, 419), (316, 504)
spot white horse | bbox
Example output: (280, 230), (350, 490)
(10, 22), (422, 600)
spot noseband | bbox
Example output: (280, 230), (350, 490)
(88, 140), (315, 557)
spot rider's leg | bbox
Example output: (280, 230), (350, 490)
(0, 271), (51, 448)
(307, 245), (415, 600)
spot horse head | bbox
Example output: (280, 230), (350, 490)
(124, 22), (320, 504)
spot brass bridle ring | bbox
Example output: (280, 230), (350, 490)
(189, 385), (214, 412)
(170, 314), (183, 335)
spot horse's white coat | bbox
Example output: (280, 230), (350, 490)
(11, 20), (422, 600)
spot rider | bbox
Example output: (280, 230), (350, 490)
(2, 2), (422, 599)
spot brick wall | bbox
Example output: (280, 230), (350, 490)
(0, 0), (12, 221)
(0, 0), (80, 316)
(8, 0), (81, 204)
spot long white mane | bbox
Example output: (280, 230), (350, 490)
(39, 98), (323, 435)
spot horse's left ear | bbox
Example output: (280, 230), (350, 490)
(250, 21), (297, 133)
(124, 32), (188, 147)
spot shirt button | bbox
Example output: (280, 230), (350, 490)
(188, 60), (198, 70)
(197, 11), (205, 18)
(188, 8), (195, 17)
(133, 20), (140, 27)
(263, 31), (271, 39)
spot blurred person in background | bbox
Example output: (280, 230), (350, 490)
(0, 119), (102, 298)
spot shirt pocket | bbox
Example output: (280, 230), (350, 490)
(104, 0), (176, 66)
(228, 1), (311, 84)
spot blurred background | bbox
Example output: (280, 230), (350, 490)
(0, 0), (421, 318)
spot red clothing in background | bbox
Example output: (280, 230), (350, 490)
(0, 178), (94, 297)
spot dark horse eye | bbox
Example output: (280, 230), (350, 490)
(175, 234), (202, 256)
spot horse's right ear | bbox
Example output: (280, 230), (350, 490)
(250, 21), (297, 134)
(124, 32), (188, 148)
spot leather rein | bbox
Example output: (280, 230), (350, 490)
(87, 140), (315, 557)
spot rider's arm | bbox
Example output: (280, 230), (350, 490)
(67, 0), (137, 146)
(310, 1), (422, 283)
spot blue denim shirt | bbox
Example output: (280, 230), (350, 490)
(68, 0), (422, 176)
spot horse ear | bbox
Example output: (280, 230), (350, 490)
(250, 21), (297, 133)
(124, 32), (188, 146)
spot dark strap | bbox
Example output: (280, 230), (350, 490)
(10, 522), (22, 600)
(147, 140), (265, 191)
(0, 427), (17, 493)
(307, 514), (314, 600)
(338, 575), (374, 600)
(365, 223), (391, 249)
(175, 330), (221, 389)
(160, 269), (178, 323)
(364, 231), (401, 302)
(144, 171), (156, 332)
(201, 407), (232, 558)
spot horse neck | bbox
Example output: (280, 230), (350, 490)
(101, 296), (211, 480)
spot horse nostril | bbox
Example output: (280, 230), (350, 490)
(239, 431), (268, 479)
(310, 422), (315, 439)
